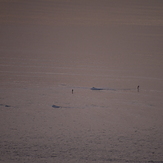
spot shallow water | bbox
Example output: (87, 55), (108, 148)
(0, 53), (163, 162)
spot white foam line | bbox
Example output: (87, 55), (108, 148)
(0, 70), (163, 81)
(121, 75), (163, 81)
(0, 63), (72, 69)
(0, 64), (127, 72)
(0, 70), (90, 76)
(0, 57), (131, 71)
(0, 57), (50, 61)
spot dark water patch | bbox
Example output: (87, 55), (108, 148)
(91, 87), (104, 90)
(52, 105), (76, 109)
(0, 104), (11, 107)
(5, 105), (11, 107)
(91, 87), (133, 91)
(91, 87), (116, 91)
(52, 105), (61, 108)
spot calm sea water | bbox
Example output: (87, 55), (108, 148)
(0, 50), (163, 162)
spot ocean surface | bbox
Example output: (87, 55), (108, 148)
(0, 1), (163, 161)
(0, 50), (163, 163)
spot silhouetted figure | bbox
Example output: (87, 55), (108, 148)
(137, 85), (139, 92)
(72, 89), (73, 94)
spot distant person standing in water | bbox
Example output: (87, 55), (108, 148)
(72, 89), (73, 94)
(137, 85), (139, 92)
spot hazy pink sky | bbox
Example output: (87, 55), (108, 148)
(0, 0), (163, 64)
(1, 0), (163, 26)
